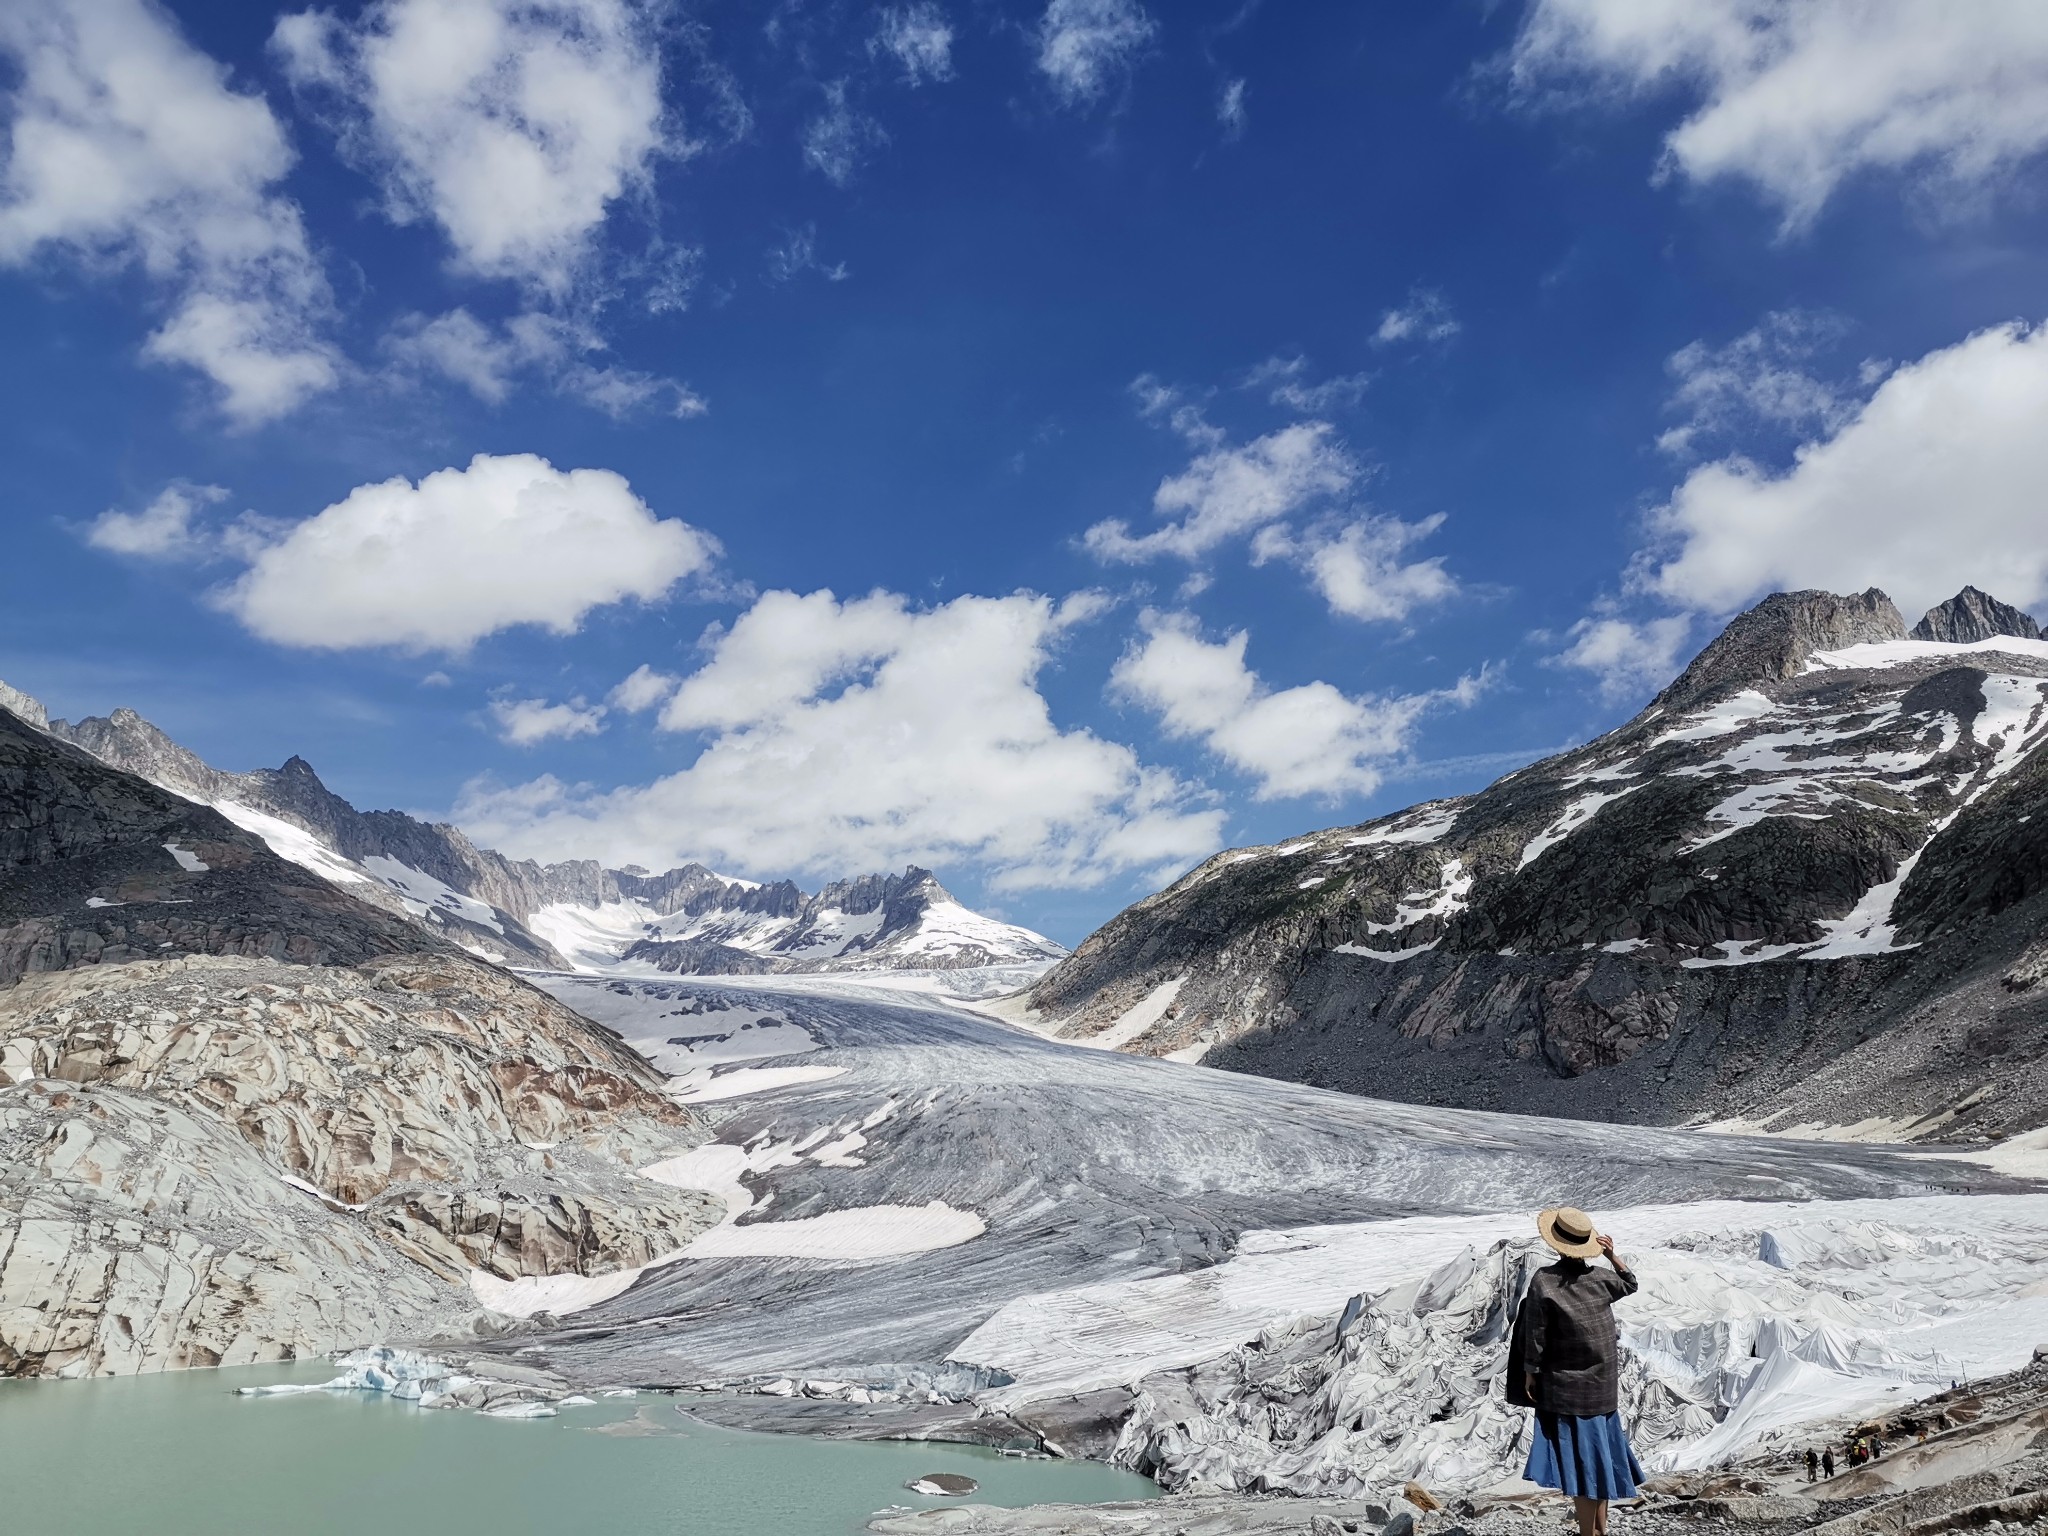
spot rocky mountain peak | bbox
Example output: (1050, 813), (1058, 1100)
(1912, 585), (2043, 644)
(1653, 587), (1906, 714)
(0, 678), (47, 730)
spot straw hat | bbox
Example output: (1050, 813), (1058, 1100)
(1537, 1206), (1603, 1259)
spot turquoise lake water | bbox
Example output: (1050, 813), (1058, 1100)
(0, 1362), (1157, 1535)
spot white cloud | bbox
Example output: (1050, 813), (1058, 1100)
(389, 308), (520, 401)
(0, 0), (338, 424)
(1111, 611), (1479, 801)
(1547, 614), (1694, 703)
(1036, 0), (1157, 105)
(1084, 422), (1358, 563)
(273, 0), (668, 295)
(1658, 311), (1855, 456)
(1253, 516), (1458, 623)
(1128, 372), (1224, 448)
(765, 224), (850, 284)
(491, 694), (607, 746)
(608, 663), (678, 713)
(388, 308), (707, 418)
(872, 4), (954, 84)
(1509, 0), (2048, 230)
(633, 237), (704, 315)
(84, 483), (227, 560)
(1217, 78), (1247, 138)
(216, 451), (721, 652)
(1640, 319), (2048, 619)
(1244, 354), (1370, 413)
(1374, 287), (1459, 346)
(454, 588), (1224, 889)
(802, 80), (887, 186)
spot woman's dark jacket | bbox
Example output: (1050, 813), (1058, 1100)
(1506, 1258), (1639, 1416)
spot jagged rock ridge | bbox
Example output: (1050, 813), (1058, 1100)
(0, 692), (1063, 979)
(1022, 585), (2048, 1141)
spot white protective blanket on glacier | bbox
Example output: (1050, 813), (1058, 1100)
(960, 1193), (2048, 1493)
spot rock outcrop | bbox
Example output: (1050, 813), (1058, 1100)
(1913, 585), (2044, 644)
(1654, 588), (1905, 714)
(0, 710), (721, 1375)
(0, 954), (719, 1376)
(1023, 586), (2048, 1140)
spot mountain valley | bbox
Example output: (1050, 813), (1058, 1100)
(5, 587), (2048, 1526)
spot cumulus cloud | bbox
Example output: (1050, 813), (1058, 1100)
(0, 0), (338, 424)
(1253, 516), (1458, 624)
(491, 695), (607, 746)
(216, 452), (721, 652)
(1084, 422), (1358, 563)
(1508, 0), (2048, 230)
(802, 80), (887, 186)
(1374, 287), (1460, 346)
(1639, 319), (2048, 619)
(872, 4), (954, 84)
(1658, 310), (1856, 456)
(1547, 614), (1695, 703)
(453, 588), (1224, 889)
(1112, 611), (1484, 801)
(1036, 0), (1157, 105)
(388, 308), (707, 418)
(272, 0), (668, 295)
(607, 663), (678, 713)
(84, 483), (228, 560)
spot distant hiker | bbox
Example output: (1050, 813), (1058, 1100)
(1805, 1448), (1818, 1482)
(1508, 1207), (1643, 1536)
(1822, 1448), (1835, 1479)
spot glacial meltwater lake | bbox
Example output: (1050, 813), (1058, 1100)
(0, 1362), (1158, 1535)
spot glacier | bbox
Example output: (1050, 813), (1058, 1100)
(407, 972), (2048, 1494)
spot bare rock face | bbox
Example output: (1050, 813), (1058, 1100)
(1653, 587), (1906, 714)
(0, 1079), (453, 1375)
(1914, 586), (2044, 644)
(0, 707), (437, 987)
(0, 682), (44, 731)
(0, 701), (723, 1377)
(0, 954), (720, 1376)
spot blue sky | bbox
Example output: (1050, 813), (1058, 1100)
(5, 0), (2048, 942)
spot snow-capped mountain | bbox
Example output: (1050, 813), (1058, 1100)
(1023, 585), (2048, 1142)
(534, 864), (1066, 978)
(0, 690), (1065, 981)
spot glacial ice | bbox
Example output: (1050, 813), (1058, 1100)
(236, 1347), (476, 1406)
(459, 974), (2034, 1485)
(978, 1195), (2048, 1494)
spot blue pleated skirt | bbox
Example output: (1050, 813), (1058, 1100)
(1524, 1411), (1644, 1500)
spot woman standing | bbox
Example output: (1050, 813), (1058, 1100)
(1507, 1207), (1644, 1536)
